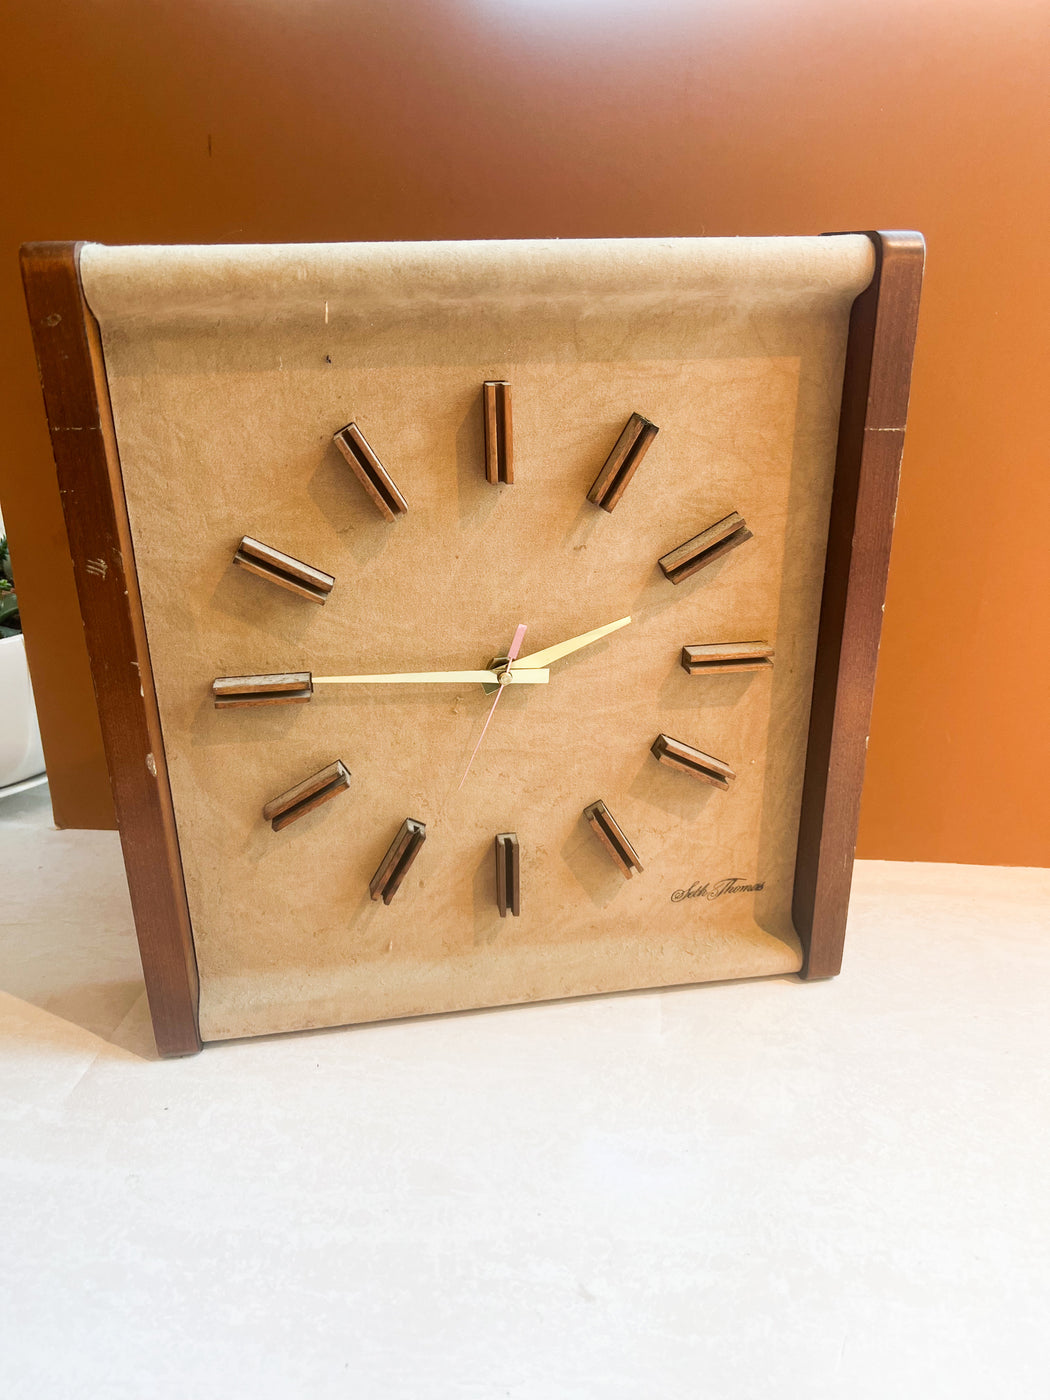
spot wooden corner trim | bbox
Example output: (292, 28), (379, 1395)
(793, 230), (925, 979)
(19, 241), (202, 1056)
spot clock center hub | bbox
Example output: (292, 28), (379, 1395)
(484, 653), (512, 695)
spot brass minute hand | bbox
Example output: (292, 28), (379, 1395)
(510, 615), (631, 671)
(313, 668), (549, 686)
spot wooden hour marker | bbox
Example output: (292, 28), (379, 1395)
(494, 832), (520, 917)
(370, 818), (426, 904)
(213, 672), (314, 707)
(587, 412), (658, 512)
(233, 537), (334, 603)
(483, 381), (513, 484)
(651, 734), (736, 789)
(658, 512), (753, 584)
(583, 800), (644, 878)
(680, 642), (774, 675)
(334, 422), (408, 520)
(263, 760), (350, 832)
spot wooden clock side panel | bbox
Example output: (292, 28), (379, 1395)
(794, 230), (926, 979)
(20, 242), (202, 1057)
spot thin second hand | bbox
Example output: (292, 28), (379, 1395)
(457, 623), (527, 791)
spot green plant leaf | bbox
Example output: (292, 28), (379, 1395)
(0, 590), (20, 630)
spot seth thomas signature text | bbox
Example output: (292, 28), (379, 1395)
(671, 877), (765, 903)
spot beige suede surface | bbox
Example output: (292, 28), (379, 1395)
(79, 237), (875, 1041)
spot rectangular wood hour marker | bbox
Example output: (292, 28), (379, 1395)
(370, 818), (427, 905)
(587, 412), (658, 512)
(658, 511), (753, 585)
(212, 672), (314, 707)
(680, 642), (774, 675)
(262, 760), (350, 832)
(233, 537), (334, 603)
(483, 381), (513, 484)
(334, 421), (408, 520)
(494, 832), (520, 917)
(651, 734), (736, 789)
(583, 800), (644, 878)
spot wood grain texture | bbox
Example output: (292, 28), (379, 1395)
(263, 759), (350, 832)
(793, 230), (925, 979)
(583, 800), (643, 878)
(19, 241), (201, 1057)
(483, 381), (513, 484)
(369, 818), (426, 904)
(212, 673), (314, 707)
(659, 512), (753, 584)
(233, 537), (334, 603)
(681, 642), (774, 674)
(587, 412), (658, 511)
(494, 832), (520, 917)
(334, 422), (408, 520)
(650, 734), (736, 788)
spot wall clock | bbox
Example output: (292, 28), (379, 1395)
(21, 234), (923, 1056)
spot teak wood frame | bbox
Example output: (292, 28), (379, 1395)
(20, 243), (201, 1057)
(20, 233), (924, 1056)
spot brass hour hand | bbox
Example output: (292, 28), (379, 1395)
(511, 615), (631, 671)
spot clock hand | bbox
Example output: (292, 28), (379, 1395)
(458, 623), (527, 790)
(510, 615), (631, 671)
(312, 668), (549, 686)
(309, 620), (626, 689)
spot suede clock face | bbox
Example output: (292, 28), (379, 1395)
(190, 353), (818, 1030)
(91, 240), (862, 1038)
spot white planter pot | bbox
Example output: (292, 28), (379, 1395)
(0, 633), (46, 790)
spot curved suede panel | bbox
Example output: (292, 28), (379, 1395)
(81, 238), (870, 1041)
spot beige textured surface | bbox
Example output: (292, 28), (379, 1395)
(80, 237), (874, 1041)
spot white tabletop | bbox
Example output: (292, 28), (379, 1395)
(2, 782), (1048, 1400)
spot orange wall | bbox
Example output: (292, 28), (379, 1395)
(2, 0), (1047, 861)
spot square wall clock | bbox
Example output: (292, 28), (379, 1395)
(21, 234), (923, 1056)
